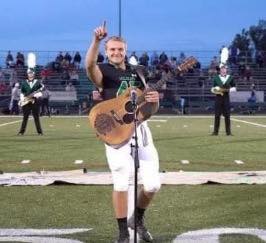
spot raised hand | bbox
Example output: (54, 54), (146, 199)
(94, 20), (107, 41)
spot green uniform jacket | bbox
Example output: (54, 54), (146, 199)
(213, 74), (236, 89)
(21, 79), (43, 96)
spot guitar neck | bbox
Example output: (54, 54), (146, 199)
(136, 57), (197, 104)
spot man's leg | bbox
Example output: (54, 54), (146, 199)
(18, 105), (31, 134)
(32, 103), (43, 134)
(223, 97), (232, 135)
(105, 144), (132, 243)
(213, 96), (222, 135)
(128, 137), (161, 242)
(113, 191), (129, 242)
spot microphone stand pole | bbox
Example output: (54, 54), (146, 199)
(130, 93), (139, 243)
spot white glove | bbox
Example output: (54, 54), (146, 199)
(229, 87), (236, 92)
(33, 92), (43, 98)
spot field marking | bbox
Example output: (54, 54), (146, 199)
(148, 119), (167, 122)
(231, 118), (266, 128)
(0, 119), (22, 127)
(21, 160), (31, 164)
(234, 160), (244, 164)
(181, 160), (190, 164)
(174, 227), (266, 242)
(74, 160), (83, 164)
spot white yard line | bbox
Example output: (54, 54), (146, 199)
(231, 118), (266, 128)
(74, 160), (83, 164)
(234, 160), (244, 164)
(0, 119), (23, 127)
(21, 160), (31, 164)
(148, 119), (167, 122)
(181, 160), (190, 164)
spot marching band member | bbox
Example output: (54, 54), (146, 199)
(211, 63), (236, 136)
(18, 67), (44, 135)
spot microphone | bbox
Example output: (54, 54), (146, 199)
(130, 89), (137, 107)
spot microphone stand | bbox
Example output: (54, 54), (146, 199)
(130, 90), (139, 243)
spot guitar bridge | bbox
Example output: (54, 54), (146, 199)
(110, 110), (124, 125)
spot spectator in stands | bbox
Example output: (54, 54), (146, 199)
(16, 52), (25, 67)
(211, 64), (236, 136)
(256, 51), (264, 68)
(150, 51), (159, 68)
(208, 56), (219, 79)
(238, 62), (246, 79)
(129, 51), (138, 65)
(97, 52), (105, 63)
(8, 69), (18, 88)
(64, 52), (72, 65)
(139, 52), (149, 67)
(65, 82), (76, 92)
(69, 69), (79, 85)
(169, 56), (177, 69)
(9, 83), (20, 115)
(40, 68), (52, 84)
(198, 70), (206, 88)
(177, 52), (186, 65)
(243, 65), (253, 84)
(229, 46), (239, 66)
(54, 51), (64, 71)
(61, 70), (70, 85)
(0, 67), (3, 81)
(248, 84), (257, 114)
(5, 51), (14, 68)
(73, 51), (82, 68)
(159, 51), (168, 65)
(40, 87), (51, 117)
(0, 81), (8, 95)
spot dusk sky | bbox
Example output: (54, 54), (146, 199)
(1, 0), (266, 56)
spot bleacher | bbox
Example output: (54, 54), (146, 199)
(1, 58), (266, 115)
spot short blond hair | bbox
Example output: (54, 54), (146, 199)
(105, 36), (127, 49)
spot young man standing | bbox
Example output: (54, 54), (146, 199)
(85, 23), (161, 243)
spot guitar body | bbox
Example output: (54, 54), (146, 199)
(89, 87), (156, 147)
(88, 57), (197, 147)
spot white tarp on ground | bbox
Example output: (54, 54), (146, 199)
(1, 170), (266, 186)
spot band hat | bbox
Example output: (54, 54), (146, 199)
(219, 63), (228, 69)
(27, 67), (35, 74)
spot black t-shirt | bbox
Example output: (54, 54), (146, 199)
(98, 63), (145, 100)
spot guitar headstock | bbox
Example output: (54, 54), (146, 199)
(177, 56), (198, 73)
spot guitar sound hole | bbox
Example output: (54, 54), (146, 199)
(123, 113), (134, 124)
(125, 101), (134, 113)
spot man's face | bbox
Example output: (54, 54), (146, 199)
(220, 67), (227, 76)
(105, 40), (127, 66)
(27, 72), (35, 80)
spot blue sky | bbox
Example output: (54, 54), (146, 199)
(1, 0), (265, 53)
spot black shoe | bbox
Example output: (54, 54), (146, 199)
(226, 133), (233, 136)
(211, 132), (218, 136)
(128, 216), (153, 242)
(115, 233), (129, 243)
(17, 132), (24, 136)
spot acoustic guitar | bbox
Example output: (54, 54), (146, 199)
(89, 57), (197, 148)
